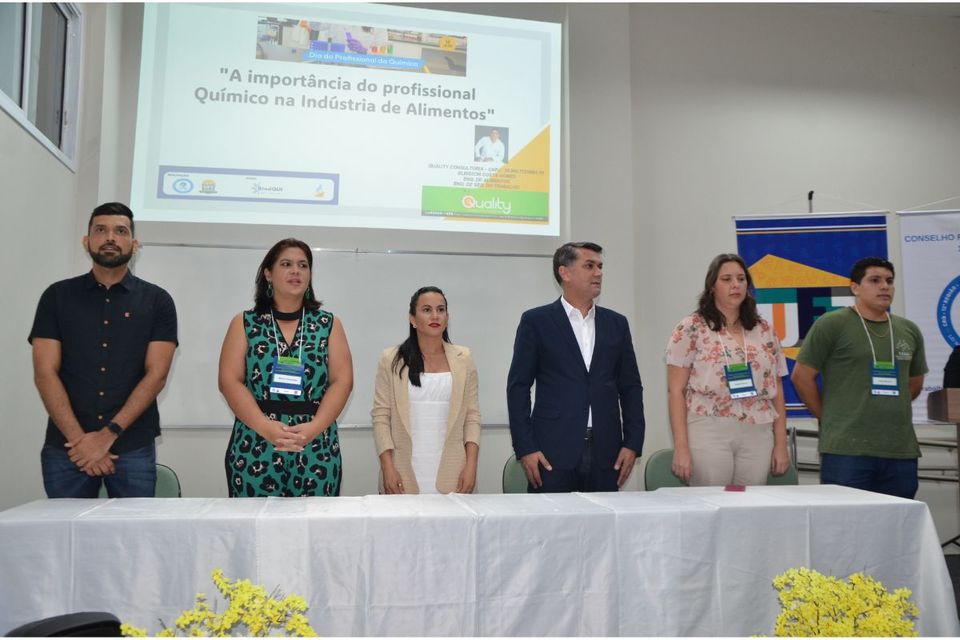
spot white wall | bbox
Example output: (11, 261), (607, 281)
(2, 4), (959, 530)
(101, 2), (643, 500)
(0, 5), (108, 510)
(629, 3), (960, 540)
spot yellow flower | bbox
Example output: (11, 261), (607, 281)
(121, 569), (318, 637)
(119, 623), (147, 637)
(770, 568), (918, 637)
(286, 613), (318, 637)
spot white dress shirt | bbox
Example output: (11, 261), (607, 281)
(474, 136), (505, 164)
(560, 296), (595, 428)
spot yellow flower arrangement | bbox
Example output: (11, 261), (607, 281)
(122, 569), (317, 637)
(771, 567), (918, 637)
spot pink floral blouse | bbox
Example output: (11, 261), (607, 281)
(664, 313), (788, 424)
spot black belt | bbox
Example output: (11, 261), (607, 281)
(257, 399), (319, 417)
(584, 429), (594, 441)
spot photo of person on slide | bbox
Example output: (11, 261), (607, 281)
(474, 126), (508, 167)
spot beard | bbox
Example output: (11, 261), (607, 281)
(88, 244), (134, 268)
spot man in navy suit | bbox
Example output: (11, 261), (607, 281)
(507, 242), (645, 492)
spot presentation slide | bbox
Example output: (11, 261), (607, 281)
(130, 3), (562, 235)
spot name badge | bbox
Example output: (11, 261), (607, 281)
(270, 356), (304, 396)
(724, 362), (758, 399)
(870, 360), (899, 397)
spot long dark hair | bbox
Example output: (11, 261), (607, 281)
(696, 253), (759, 331)
(253, 238), (322, 313)
(392, 286), (451, 387)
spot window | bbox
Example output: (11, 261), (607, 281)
(0, 5), (25, 103)
(0, 3), (82, 169)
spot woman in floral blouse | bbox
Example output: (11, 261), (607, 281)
(664, 254), (790, 486)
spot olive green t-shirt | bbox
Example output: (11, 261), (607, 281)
(796, 307), (928, 458)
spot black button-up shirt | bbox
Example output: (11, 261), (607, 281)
(29, 271), (178, 453)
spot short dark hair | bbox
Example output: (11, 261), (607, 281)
(253, 238), (322, 313)
(553, 241), (602, 285)
(88, 202), (135, 236)
(849, 257), (894, 283)
(696, 253), (760, 331)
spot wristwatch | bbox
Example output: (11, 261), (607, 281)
(105, 421), (123, 437)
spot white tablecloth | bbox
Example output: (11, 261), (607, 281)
(0, 485), (956, 636)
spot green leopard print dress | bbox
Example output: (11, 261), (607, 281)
(225, 309), (342, 497)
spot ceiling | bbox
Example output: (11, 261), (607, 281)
(856, 3), (960, 18)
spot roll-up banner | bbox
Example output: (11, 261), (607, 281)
(898, 209), (960, 421)
(735, 212), (889, 417)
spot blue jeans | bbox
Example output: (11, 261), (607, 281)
(41, 443), (157, 498)
(820, 453), (918, 499)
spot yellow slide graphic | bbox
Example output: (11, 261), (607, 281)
(481, 126), (550, 192)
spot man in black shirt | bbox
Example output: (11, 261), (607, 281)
(29, 202), (178, 497)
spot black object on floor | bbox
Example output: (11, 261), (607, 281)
(946, 554), (960, 614)
(4, 612), (121, 637)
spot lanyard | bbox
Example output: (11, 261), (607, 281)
(270, 308), (305, 363)
(718, 323), (758, 399)
(719, 324), (750, 370)
(852, 305), (894, 365)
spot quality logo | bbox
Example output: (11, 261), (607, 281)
(459, 193), (512, 215)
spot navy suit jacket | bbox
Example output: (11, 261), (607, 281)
(507, 298), (645, 470)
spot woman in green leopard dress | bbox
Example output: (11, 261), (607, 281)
(218, 238), (353, 497)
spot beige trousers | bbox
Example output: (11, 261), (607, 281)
(687, 415), (774, 487)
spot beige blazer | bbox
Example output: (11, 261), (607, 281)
(371, 342), (481, 494)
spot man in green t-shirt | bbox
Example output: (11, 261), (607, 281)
(792, 257), (927, 499)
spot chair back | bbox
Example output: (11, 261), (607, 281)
(97, 463), (182, 498)
(767, 462), (799, 486)
(156, 463), (182, 497)
(644, 447), (800, 489)
(502, 456), (528, 494)
(643, 448), (687, 490)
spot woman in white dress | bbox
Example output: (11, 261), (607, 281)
(371, 287), (481, 494)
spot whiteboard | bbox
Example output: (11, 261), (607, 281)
(134, 244), (557, 427)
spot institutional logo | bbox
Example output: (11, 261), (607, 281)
(251, 182), (284, 195)
(172, 178), (194, 193)
(748, 255), (854, 356)
(938, 274), (960, 346)
(201, 179), (217, 194)
(735, 215), (888, 416)
(896, 338), (914, 361)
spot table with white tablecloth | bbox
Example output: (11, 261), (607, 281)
(0, 485), (956, 636)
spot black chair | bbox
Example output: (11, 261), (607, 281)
(945, 346), (960, 388)
(5, 612), (121, 637)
